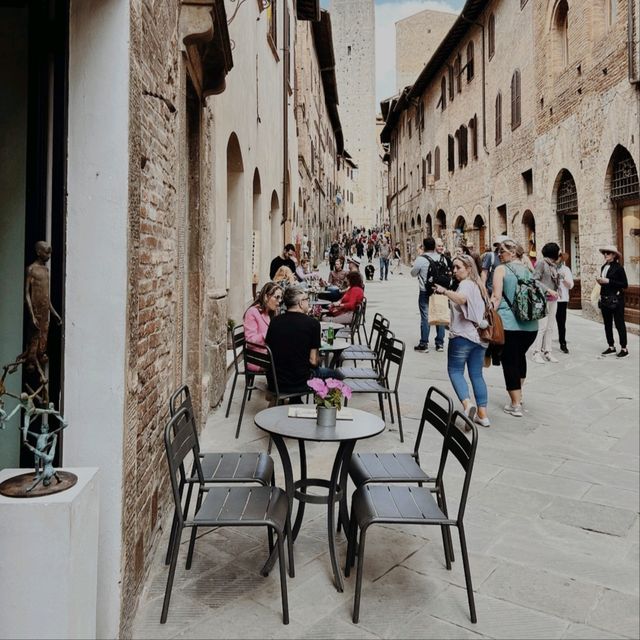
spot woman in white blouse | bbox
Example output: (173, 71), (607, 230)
(555, 253), (574, 354)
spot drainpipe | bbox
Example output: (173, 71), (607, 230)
(282, 5), (289, 244)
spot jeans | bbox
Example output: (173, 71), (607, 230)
(533, 299), (558, 354)
(447, 337), (488, 408)
(379, 257), (389, 280)
(418, 290), (445, 346)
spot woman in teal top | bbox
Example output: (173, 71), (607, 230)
(491, 239), (539, 418)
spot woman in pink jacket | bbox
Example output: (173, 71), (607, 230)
(243, 282), (283, 370)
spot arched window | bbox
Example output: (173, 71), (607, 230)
(440, 77), (447, 111)
(448, 65), (455, 101)
(459, 125), (468, 167)
(434, 146), (440, 181)
(488, 13), (496, 59)
(553, 0), (569, 69)
(511, 70), (521, 130)
(495, 93), (502, 146)
(448, 135), (455, 173)
(469, 115), (478, 160)
(454, 54), (462, 93)
(466, 41), (474, 82)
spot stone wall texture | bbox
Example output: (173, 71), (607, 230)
(387, 0), (639, 320)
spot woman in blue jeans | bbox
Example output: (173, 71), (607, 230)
(433, 254), (491, 427)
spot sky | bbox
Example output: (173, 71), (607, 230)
(321, 0), (464, 105)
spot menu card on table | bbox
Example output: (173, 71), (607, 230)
(287, 407), (354, 420)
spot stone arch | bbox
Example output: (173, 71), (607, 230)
(227, 133), (246, 322)
(417, 213), (422, 228)
(270, 190), (281, 258)
(472, 213), (486, 252)
(522, 209), (536, 262)
(435, 209), (447, 236)
(411, 217), (415, 229)
(426, 213), (433, 237)
(252, 168), (262, 287)
(548, 0), (569, 70)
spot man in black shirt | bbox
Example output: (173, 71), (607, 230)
(266, 286), (321, 394)
(269, 244), (298, 280)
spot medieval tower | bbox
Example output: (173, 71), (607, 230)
(331, 0), (378, 229)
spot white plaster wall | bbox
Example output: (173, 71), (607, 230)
(65, 1), (130, 637)
(210, 0), (298, 322)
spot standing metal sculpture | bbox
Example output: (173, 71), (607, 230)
(0, 242), (76, 498)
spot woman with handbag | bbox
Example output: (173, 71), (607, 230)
(597, 245), (629, 358)
(433, 254), (492, 428)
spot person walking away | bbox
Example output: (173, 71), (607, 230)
(491, 240), (539, 417)
(270, 244), (297, 279)
(531, 242), (561, 363)
(326, 271), (365, 325)
(379, 239), (391, 281)
(392, 242), (402, 274)
(481, 235), (509, 295)
(433, 255), (491, 428)
(597, 245), (629, 358)
(411, 237), (451, 352)
(555, 252), (574, 354)
(243, 282), (283, 371)
(366, 238), (374, 263)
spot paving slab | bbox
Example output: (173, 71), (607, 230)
(133, 266), (639, 639)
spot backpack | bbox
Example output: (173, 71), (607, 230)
(424, 255), (452, 294)
(502, 264), (547, 322)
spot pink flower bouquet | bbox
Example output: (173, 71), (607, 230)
(307, 378), (352, 411)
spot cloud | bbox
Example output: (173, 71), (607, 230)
(375, 0), (459, 107)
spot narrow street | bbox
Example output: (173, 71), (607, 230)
(134, 264), (639, 639)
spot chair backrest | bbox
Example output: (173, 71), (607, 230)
(414, 386), (454, 455)
(230, 325), (245, 372)
(345, 303), (363, 344)
(244, 341), (281, 396)
(367, 313), (389, 349)
(164, 406), (205, 524)
(382, 337), (405, 390)
(435, 410), (478, 522)
(169, 384), (192, 418)
(359, 298), (367, 327)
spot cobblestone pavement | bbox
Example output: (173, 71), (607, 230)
(134, 265), (639, 639)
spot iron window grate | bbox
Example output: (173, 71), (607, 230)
(557, 173), (578, 214)
(611, 157), (640, 201)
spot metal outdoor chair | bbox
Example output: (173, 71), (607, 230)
(340, 313), (390, 363)
(342, 337), (406, 442)
(225, 325), (246, 418)
(161, 406), (294, 625)
(336, 302), (364, 344)
(335, 328), (394, 380)
(345, 411), (478, 625)
(164, 385), (275, 565)
(235, 341), (310, 439)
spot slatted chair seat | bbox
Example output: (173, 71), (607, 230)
(343, 378), (389, 393)
(345, 411), (479, 626)
(334, 366), (378, 379)
(340, 313), (389, 363)
(349, 452), (431, 487)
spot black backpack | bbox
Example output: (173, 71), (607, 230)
(424, 255), (452, 293)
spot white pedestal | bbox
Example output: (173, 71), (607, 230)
(0, 467), (99, 640)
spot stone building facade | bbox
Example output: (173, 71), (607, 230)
(331, 0), (379, 229)
(0, 0), (334, 637)
(395, 8), (457, 92)
(382, 0), (639, 322)
(294, 10), (345, 261)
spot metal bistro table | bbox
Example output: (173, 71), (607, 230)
(319, 337), (351, 368)
(255, 405), (384, 591)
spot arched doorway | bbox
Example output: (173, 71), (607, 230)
(454, 215), (466, 248)
(554, 169), (581, 308)
(472, 214), (486, 252)
(252, 169), (262, 297)
(606, 145), (640, 322)
(522, 209), (536, 265)
(227, 133), (245, 322)
(270, 190), (281, 260)
(426, 214), (433, 237)
(435, 209), (446, 238)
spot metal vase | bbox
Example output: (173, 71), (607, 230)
(316, 406), (337, 427)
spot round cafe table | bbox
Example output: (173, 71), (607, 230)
(319, 337), (351, 368)
(255, 405), (384, 591)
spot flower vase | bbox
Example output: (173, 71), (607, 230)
(316, 406), (337, 427)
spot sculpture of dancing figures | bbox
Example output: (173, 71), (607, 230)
(6, 241), (62, 384)
(24, 433), (60, 492)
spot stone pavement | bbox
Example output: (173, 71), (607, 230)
(133, 265), (639, 640)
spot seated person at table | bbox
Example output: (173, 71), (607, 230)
(243, 282), (283, 371)
(326, 271), (364, 325)
(295, 257), (321, 283)
(273, 265), (298, 289)
(318, 257), (348, 302)
(266, 286), (338, 397)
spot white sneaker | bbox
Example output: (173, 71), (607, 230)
(503, 403), (523, 418)
(543, 352), (559, 363)
(474, 415), (491, 427)
(532, 352), (546, 364)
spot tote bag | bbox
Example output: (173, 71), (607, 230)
(428, 293), (450, 326)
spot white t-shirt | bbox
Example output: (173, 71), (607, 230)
(449, 279), (488, 346)
(557, 264), (574, 302)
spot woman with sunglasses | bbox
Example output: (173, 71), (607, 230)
(597, 246), (629, 358)
(433, 254), (491, 428)
(490, 240), (539, 418)
(243, 282), (283, 370)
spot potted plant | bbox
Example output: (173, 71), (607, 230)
(307, 378), (352, 427)
(226, 318), (236, 350)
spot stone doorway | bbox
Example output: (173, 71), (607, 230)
(555, 169), (581, 309)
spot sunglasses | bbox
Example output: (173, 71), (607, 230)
(603, 251), (614, 255)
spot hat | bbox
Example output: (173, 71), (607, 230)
(599, 245), (621, 258)
(347, 256), (361, 267)
(493, 235), (511, 246)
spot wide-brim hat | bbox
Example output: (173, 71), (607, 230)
(347, 256), (361, 266)
(599, 245), (621, 258)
